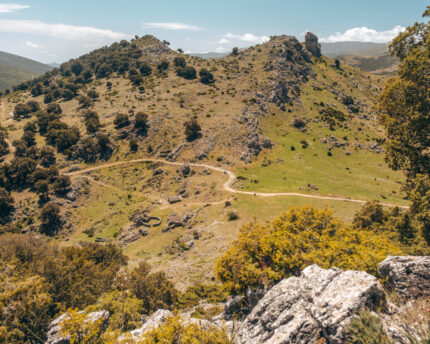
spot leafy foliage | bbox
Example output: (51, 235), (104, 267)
(216, 206), (403, 293)
(378, 7), (430, 243)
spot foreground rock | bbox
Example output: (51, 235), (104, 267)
(379, 255), (430, 299)
(235, 264), (386, 344)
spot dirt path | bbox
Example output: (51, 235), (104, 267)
(62, 158), (409, 209)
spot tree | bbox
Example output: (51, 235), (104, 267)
(0, 187), (14, 219)
(34, 179), (50, 202)
(232, 47), (239, 56)
(52, 175), (71, 196)
(114, 113), (130, 129)
(199, 68), (214, 84)
(39, 146), (56, 167)
(184, 118), (201, 141)
(40, 202), (62, 235)
(13, 103), (32, 120)
(6, 157), (37, 189)
(0, 129), (9, 157)
(26, 100), (40, 113)
(31, 83), (43, 97)
(215, 206), (403, 293)
(378, 7), (430, 242)
(71, 61), (83, 76)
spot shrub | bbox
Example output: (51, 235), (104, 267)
(78, 95), (92, 108)
(130, 74), (143, 86)
(199, 68), (214, 84)
(114, 113), (130, 129)
(47, 102), (62, 114)
(134, 112), (148, 132)
(177, 66), (197, 80)
(87, 89), (99, 101)
(0, 187), (14, 219)
(174, 56), (186, 68)
(129, 138), (138, 152)
(139, 63), (152, 76)
(227, 210), (239, 221)
(13, 103), (32, 119)
(215, 206), (404, 293)
(157, 60), (170, 72)
(138, 316), (230, 344)
(184, 118), (201, 141)
(126, 261), (178, 314)
(345, 310), (391, 344)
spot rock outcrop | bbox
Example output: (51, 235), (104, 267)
(235, 264), (386, 344)
(127, 309), (173, 340)
(305, 32), (321, 57)
(45, 311), (109, 344)
(379, 256), (430, 299)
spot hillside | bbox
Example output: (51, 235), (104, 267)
(320, 41), (388, 57)
(0, 51), (52, 91)
(0, 34), (407, 287)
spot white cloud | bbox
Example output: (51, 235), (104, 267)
(321, 25), (405, 43)
(0, 19), (132, 41)
(0, 3), (29, 13)
(218, 38), (229, 44)
(215, 46), (228, 53)
(221, 33), (270, 44)
(26, 41), (38, 48)
(142, 22), (202, 31)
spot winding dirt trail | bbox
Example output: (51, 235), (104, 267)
(62, 158), (409, 209)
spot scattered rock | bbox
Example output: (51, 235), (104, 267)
(167, 195), (182, 204)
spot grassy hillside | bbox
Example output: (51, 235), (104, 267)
(0, 35), (406, 286)
(0, 51), (52, 90)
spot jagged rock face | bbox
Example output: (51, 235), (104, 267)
(379, 256), (430, 299)
(45, 311), (109, 344)
(266, 36), (312, 107)
(235, 264), (386, 344)
(305, 32), (321, 57)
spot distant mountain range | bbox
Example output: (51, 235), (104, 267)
(0, 51), (53, 90)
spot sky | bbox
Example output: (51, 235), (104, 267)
(0, 0), (428, 64)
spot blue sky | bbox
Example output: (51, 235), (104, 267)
(0, 0), (428, 63)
